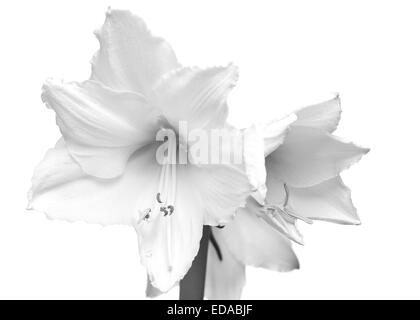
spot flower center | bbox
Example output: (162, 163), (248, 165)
(266, 184), (311, 222)
(137, 131), (178, 272)
(257, 184), (312, 242)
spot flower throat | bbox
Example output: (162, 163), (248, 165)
(138, 133), (178, 272)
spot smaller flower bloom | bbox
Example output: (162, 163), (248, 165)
(204, 95), (369, 299)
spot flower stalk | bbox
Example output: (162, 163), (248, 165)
(179, 226), (210, 300)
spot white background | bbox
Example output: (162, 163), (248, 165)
(0, 0), (419, 299)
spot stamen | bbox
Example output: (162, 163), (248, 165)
(283, 207), (313, 224)
(283, 183), (290, 207)
(259, 183), (313, 241)
(264, 183), (313, 224)
(137, 208), (152, 224)
(138, 130), (178, 272)
(165, 133), (177, 272)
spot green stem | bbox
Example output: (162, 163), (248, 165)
(179, 226), (210, 300)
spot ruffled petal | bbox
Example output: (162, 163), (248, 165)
(135, 165), (204, 292)
(214, 206), (299, 272)
(91, 9), (179, 95)
(42, 79), (160, 178)
(205, 230), (246, 300)
(294, 94), (341, 132)
(28, 142), (161, 226)
(153, 64), (238, 134)
(268, 126), (369, 188)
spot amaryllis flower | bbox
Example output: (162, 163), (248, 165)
(204, 95), (369, 299)
(28, 9), (253, 292)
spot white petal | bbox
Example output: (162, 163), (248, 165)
(30, 141), (207, 292)
(214, 206), (299, 272)
(245, 197), (304, 245)
(264, 173), (360, 225)
(288, 176), (361, 225)
(91, 9), (179, 95)
(205, 230), (246, 300)
(28, 142), (161, 226)
(243, 114), (296, 204)
(135, 166), (204, 292)
(294, 94), (341, 132)
(243, 125), (267, 202)
(261, 114), (297, 156)
(42, 79), (160, 178)
(260, 175), (304, 243)
(190, 163), (252, 226)
(267, 214), (304, 245)
(138, 159), (249, 291)
(268, 126), (369, 188)
(153, 64), (238, 133)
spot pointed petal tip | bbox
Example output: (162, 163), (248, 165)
(102, 8), (148, 30)
(26, 193), (34, 210)
(281, 255), (300, 272)
(104, 7), (135, 19)
(314, 216), (362, 226)
(226, 62), (239, 75)
(295, 259), (301, 270)
(41, 78), (66, 104)
(41, 77), (56, 93)
(332, 92), (341, 102)
(293, 236), (305, 246)
(350, 213), (362, 226)
(337, 215), (362, 225)
(352, 144), (370, 164)
(145, 278), (165, 298)
(105, 6), (114, 17)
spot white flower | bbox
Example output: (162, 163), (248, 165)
(204, 95), (369, 299)
(28, 9), (254, 292)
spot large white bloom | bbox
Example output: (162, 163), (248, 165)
(205, 95), (369, 299)
(28, 9), (254, 292)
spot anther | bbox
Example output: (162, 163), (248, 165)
(138, 208), (152, 224)
(156, 193), (163, 204)
(167, 205), (174, 215)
